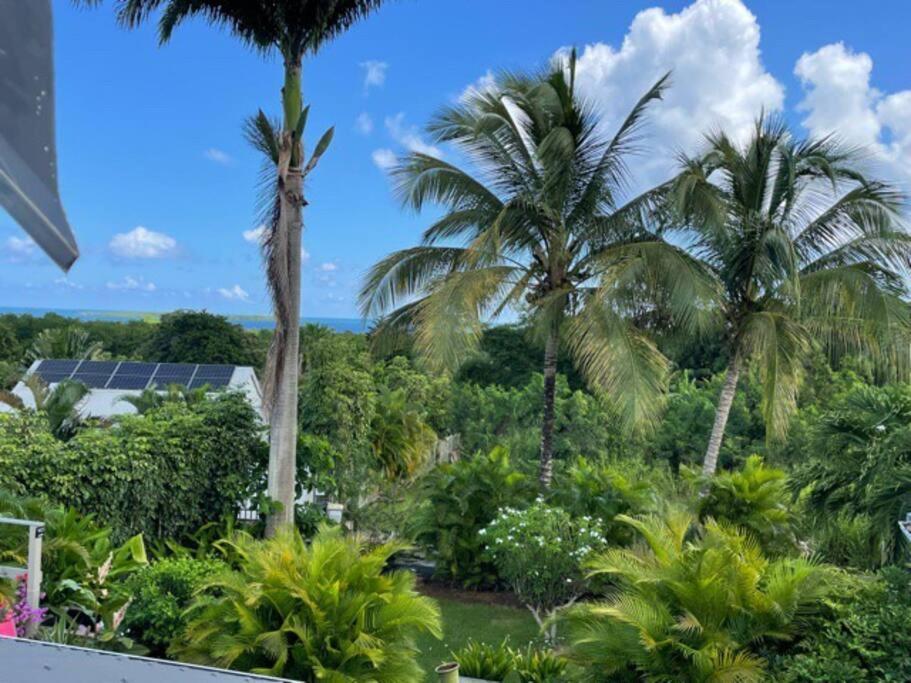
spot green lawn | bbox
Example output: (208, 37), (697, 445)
(416, 597), (540, 680)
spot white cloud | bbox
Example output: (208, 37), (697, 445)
(546, 0), (783, 185)
(106, 275), (156, 292)
(385, 113), (443, 157)
(319, 262), (338, 272)
(372, 148), (397, 170)
(4, 235), (37, 262)
(242, 225), (266, 243)
(217, 284), (250, 302)
(109, 226), (178, 259)
(301, 247), (311, 263)
(54, 277), (83, 290)
(355, 112), (374, 135)
(795, 42), (911, 183)
(204, 147), (233, 165)
(360, 60), (388, 92)
(460, 70), (497, 102)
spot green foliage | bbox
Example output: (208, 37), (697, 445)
(25, 326), (107, 363)
(562, 510), (832, 682)
(373, 354), (451, 434)
(370, 387), (437, 480)
(450, 374), (630, 465)
(482, 502), (607, 621)
(0, 492), (148, 648)
(548, 457), (663, 546)
(172, 526), (441, 681)
(695, 454), (795, 554)
(770, 568), (911, 682)
(416, 447), (534, 587)
(0, 393), (265, 541)
(794, 382), (911, 566)
(122, 557), (225, 655)
(141, 310), (262, 366)
(299, 329), (377, 504)
(452, 639), (567, 683)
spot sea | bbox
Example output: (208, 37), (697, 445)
(0, 306), (369, 333)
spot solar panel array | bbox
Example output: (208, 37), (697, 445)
(31, 360), (238, 391)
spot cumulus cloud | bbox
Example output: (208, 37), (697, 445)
(543, 0), (784, 186)
(54, 277), (83, 290)
(242, 225), (265, 243)
(460, 70), (497, 102)
(4, 235), (38, 263)
(355, 112), (374, 135)
(109, 226), (177, 259)
(385, 113), (443, 157)
(217, 284), (250, 302)
(372, 148), (397, 170)
(106, 275), (156, 292)
(319, 262), (338, 272)
(795, 42), (911, 183)
(360, 60), (388, 92)
(204, 147), (233, 165)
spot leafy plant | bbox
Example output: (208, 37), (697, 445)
(769, 568), (911, 682)
(415, 446), (534, 587)
(561, 509), (831, 682)
(122, 557), (225, 655)
(24, 326), (106, 364)
(452, 639), (567, 683)
(172, 525), (441, 681)
(694, 454), (795, 554)
(370, 386), (437, 480)
(482, 501), (606, 639)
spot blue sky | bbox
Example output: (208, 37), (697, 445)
(1, 0), (909, 318)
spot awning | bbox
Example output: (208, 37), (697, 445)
(0, 0), (79, 271)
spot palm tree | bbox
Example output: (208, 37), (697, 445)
(0, 375), (89, 440)
(99, 0), (384, 532)
(370, 387), (437, 480)
(672, 117), (911, 477)
(360, 55), (716, 487)
(117, 383), (210, 414)
(24, 326), (106, 364)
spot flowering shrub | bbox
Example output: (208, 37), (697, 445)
(0, 574), (47, 637)
(481, 501), (607, 636)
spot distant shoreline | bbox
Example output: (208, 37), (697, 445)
(0, 306), (369, 333)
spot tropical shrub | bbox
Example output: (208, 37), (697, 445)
(172, 525), (441, 681)
(141, 310), (262, 366)
(794, 383), (911, 566)
(452, 639), (567, 683)
(770, 568), (911, 682)
(370, 386), (437, 480)
(561, 510), (831, 682)
(415, 447), (534, 587)
(0, 492), (147, 648)
(549, 457), (662, 546)
(122, 557), (225, 655)
(695, 454), (795, 554)
(0, 393), (265, 541)
(481, 501), (607, 637)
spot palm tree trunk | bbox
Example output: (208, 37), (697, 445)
(538, 327), (559, 488)
(265, 61), (304, 535)
(701, 352), (742, 478)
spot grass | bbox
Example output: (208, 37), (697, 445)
(416, 597), (540, 680)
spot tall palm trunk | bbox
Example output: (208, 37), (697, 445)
(701, 351), (741, 478)
(265, 61), (304, 535)
(538, 328), (559, 488)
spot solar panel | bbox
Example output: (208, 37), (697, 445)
(150, 363), (195, 388)
(35, 372), (73, 385)
(36, 360), (79, 375)
(107, 362), (156, 390)
(71, 361), (118, 388)
(191, 365), (235, 389)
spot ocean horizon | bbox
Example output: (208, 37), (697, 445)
(0, 305), (369, 333)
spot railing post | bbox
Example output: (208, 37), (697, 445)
(26, 525), (44, 615)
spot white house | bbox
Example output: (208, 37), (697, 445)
(1, 359), (264, 419)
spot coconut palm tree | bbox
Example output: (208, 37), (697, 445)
(97, 0), (384, 532)
(360, 55), (717, 487)
(117, 383), (210, 414)
(24, 326), (106, 364)
(673, 117), (911, 477)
